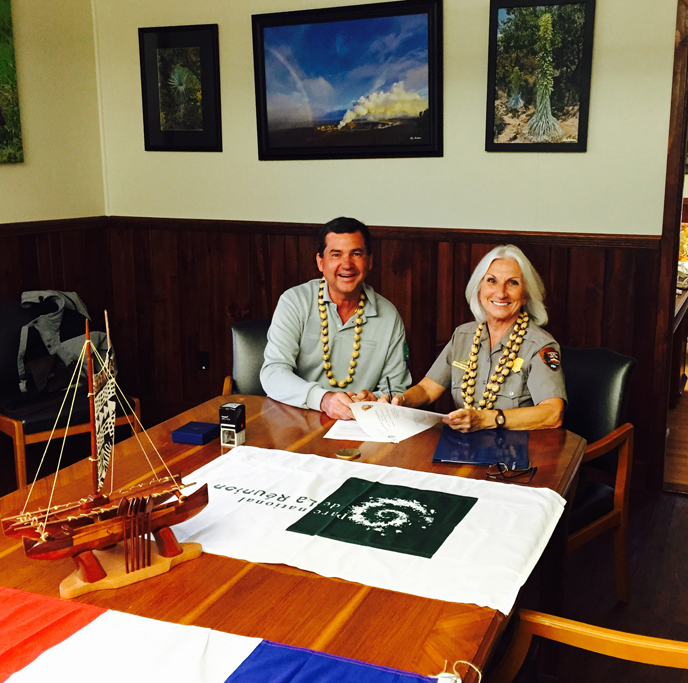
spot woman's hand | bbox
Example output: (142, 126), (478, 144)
(442, 398), (565, 433)
(443, 408), (486, 433)
(387, 377), (444, 409)
(378, 394), (405, 405)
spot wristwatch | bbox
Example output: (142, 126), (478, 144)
(495, 409), (506, 428)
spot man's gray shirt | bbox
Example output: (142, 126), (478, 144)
(261, 279), (412, 411)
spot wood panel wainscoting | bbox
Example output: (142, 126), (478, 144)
(0, 215), (665, 492)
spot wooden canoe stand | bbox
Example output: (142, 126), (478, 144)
(60, 526), (201, 599)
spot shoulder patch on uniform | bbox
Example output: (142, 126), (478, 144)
(539, 347), (561, 371)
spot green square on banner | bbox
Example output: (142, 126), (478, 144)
(288, 477), (478, 558)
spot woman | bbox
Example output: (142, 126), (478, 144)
(389, 245), (566, 432)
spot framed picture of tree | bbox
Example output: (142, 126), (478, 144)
(138, 24), (222, 152)
(0, 0), (23, 163)
(485, 0), (595, 152)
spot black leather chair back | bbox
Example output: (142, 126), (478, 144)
(0, 301), (38, 391)
(561, 346), (636, 464)
(231, 318), (271, 396)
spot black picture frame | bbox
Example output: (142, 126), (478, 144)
(252, 0), (442, 161)
(485, 0), (595, 153)
(138, 24), (222, 152)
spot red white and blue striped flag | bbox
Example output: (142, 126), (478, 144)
(0, 587), (432, 683)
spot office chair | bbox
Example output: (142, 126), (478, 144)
(0, 395), (141, 490)
(561, 346), (636, 603)
(0, 299), (141, 490)
(487, 609), (688, 683)
(222, 318), (271, 396)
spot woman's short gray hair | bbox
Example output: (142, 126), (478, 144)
(465, 245), (548, 326)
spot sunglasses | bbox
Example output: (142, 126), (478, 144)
(485, 460), (537, 484)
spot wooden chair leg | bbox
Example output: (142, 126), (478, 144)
(613, 522), (630, 603)
(131, 397), (142, 434)
(11, 422), (27, 490)
(487, 615), (536, 683)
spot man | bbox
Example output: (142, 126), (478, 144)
(261, 217), (411, 420)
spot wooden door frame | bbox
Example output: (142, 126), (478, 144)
(657, 0), (688, 489)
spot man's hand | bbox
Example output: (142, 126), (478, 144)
(320, 391), (355, 420)
(348, 390), (377, 403)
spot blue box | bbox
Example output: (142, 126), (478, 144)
(172, 421), (221, 445)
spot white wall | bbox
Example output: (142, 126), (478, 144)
(1, 0), (678, 235)
(93, 0), (677, 235)
(0, 0), (104, 224)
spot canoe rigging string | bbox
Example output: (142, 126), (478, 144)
(20, 339), (184, 535)
(21, 342), (88, 533)
(90, 344), (183, 496)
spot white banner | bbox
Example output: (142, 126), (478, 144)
(176, 446), (565, 615)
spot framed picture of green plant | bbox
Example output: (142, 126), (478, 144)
(138, 24), (222, 152)
(0, 0), (23, 163)
(485, 0), (595, 152)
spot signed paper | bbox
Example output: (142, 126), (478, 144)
(349, 402), (445, 443)
(324, 419), (388, 442)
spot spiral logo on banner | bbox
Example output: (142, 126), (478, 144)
(288, 477), (478, 558)
(346, 497), (435, 536)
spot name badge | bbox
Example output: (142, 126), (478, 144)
(452, 359), (470, 371)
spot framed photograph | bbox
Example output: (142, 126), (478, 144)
(138, 24), (222, 152)
(485, 0), (595, 152)
(0, 0), (23, 163)
(252, 0), (442, 161)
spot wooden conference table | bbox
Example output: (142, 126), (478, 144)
(0, 395), (585, 681)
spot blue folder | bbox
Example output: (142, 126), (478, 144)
(432, 425), (529, 467)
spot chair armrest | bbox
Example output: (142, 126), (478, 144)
(0, 411), (21, 438)
(488, 608), (688, 683)
(521, 609), (688, 666)
(222, 376), (232, 396)
(584, 423), (633, 515)
(582, 423), (633, 463)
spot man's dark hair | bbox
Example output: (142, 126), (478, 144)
(317, 217), (372, 257)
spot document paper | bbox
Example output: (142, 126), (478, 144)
(348, 401), (445, 443)
(325, 402), (445, 442)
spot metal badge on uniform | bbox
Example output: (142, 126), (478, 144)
(512, 357), (524, 373)
(452, 359), (470, 371)
(539, 347), (561, 371)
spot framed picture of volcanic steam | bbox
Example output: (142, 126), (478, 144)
(485, 0), (595, 152)
(252, 0), (442, 161)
